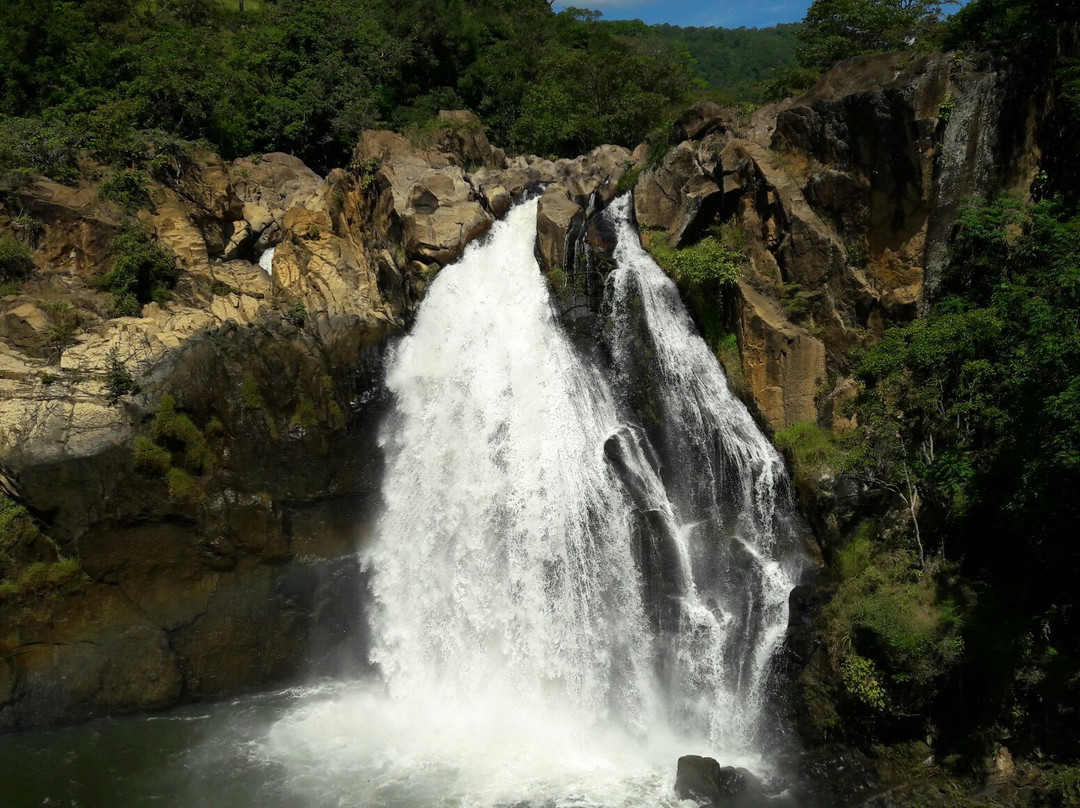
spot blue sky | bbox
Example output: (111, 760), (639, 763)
(552, 1), (812, 29)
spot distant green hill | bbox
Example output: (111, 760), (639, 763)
(650, 23), (803, 100)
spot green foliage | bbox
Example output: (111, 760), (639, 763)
(0, 118), (82, 184)
(11, 214), (44, 247)
(938, 92), (956, 124)
(98, 170), (150, 214)
(546, 266), (569, 297)
(0, 495), (42, 563)
(108, 292), (142, 318)
(320, 374), (345, 427)
(104, 348), (140, 404)
(644, 231), (744, 287)
(714, 332), (746, 397)
(508, 15), (695, 156)
(41, 300), (79, 361)
(840, 654), (890, 711)
(284, 301), (306, 328)
(240, 373), (265, 410)
(779, 282), (821, 322)
(349, 157), (380, 191)
(775, 421), (850, 479)
(167, 467), (204, 508)
(289, 397), (318, 431)
(0, 234), (34, 282)
(0, 559), (84, 601)
(649, 23), (802, 103)
(844, 194), (1080, 749)
(103, 228), (177, 310)
(946, 0), (1080, 57)
(16, 558), (83, 591)
(797, 0), (952, 71)
(0, 0), (726, 171)
(0, 495), (80, 600)
(616, 167), (641, 195)
(820, 526), (967, 727)
(853, 197), (1080, 548)
(759, 65), (822, 102)
(1036, 765), (1080, 807)
(132, 436), (171, 476)
(152, 395), (213, 473)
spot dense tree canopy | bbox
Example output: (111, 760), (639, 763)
(0, 0), (704, 174)
(947, 0), (1080, 52)
(649, 23), (802, 101)
(797, 0), (952, 70)
(840, 196), (1080, 753)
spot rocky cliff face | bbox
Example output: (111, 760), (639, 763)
(630, 52), (1040, 433)
(0, 147), (394, 731)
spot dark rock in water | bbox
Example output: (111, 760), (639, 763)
(675, 755), (766, 805)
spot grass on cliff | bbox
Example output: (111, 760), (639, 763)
(151, 395), (214, 474)
(643, 230), (744, 287)
(130, 395), (217, 509)
(0, 495), (83, 601)
(805, 521), (968, 739)
(0, 234), (34, 283)
(775, 421), (851, 480)
(0, 495), (43, 571)
(0, 559), (84, 602)
(102, 228), (177, 316)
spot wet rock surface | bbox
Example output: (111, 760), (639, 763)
(674, 755), (767, 805)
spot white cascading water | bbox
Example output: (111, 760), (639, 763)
(605, 194), (804, 752)
(370, 197), (660, 735)
(262, 196), (805, 807)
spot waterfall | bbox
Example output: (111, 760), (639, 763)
(368, 198), (659, 733)
(604, 194), (805, 750)
(263, 196), (807, 807)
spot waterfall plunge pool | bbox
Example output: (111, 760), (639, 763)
(0, 681), (816, 807)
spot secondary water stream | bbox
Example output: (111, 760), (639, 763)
(0, 197), (809, 807)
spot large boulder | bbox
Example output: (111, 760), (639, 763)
(535, 185), (585, 273)
(433, 109), (507, 169)
(674, 755), (767, 805)
(354, 130), (493, 270)
(0, 303), (51, 351)
(674, 100), (734, 142)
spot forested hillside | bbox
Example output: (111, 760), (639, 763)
(0, 0), (698, 174)
(0, 1), (811, 181)
(651, 23), (801, 99)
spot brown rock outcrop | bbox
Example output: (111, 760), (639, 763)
(536, 187), (585, 274)
(735, 283), (826, 430)
(632, 52), (1039, 431)
(0, 138), (401, 732)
